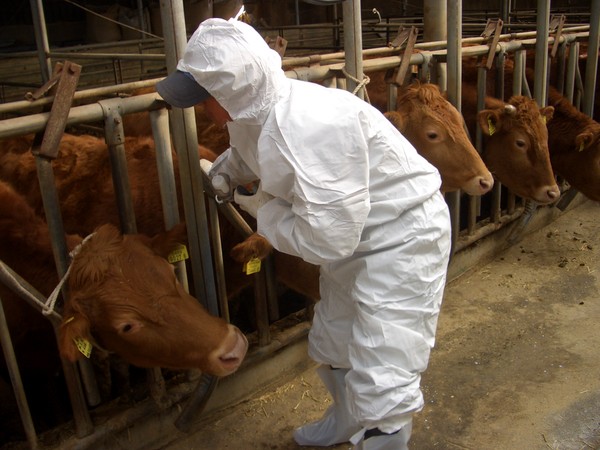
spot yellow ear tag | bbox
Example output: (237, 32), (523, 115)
(487, 118), (496, 136)
(73, 337), (92, 358)
(579, 142), (585, 151)
(243, 257), (262, 275)
(168, 244), (189, 263)
(541, 115), (547, 124)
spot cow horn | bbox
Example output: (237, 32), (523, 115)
(504, 104), (517, 115)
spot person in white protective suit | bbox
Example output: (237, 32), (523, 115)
(157, 17), (451, 450)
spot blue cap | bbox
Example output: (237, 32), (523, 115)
(156, 70), (211, 108)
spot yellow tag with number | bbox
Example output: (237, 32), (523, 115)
(168, 245), (189, 264)
(487, 118), (496, 136)
(243, 257), (262, 275)
(73, 337), (92, 358)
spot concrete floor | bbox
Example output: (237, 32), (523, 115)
(161, 197), (600, 450)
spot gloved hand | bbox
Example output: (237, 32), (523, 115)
(234, 182), (274, 219)
(200, 158), (233, 202)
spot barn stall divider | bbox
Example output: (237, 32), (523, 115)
(0, 2), (598, 449)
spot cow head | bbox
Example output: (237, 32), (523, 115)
(386, 82), (494, 195)
(478, 96), (560, 204)
(551, 143), (600, 202)
(59, 223), (248, 376)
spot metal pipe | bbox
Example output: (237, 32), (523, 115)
(446, 0), (462, 110)
(34, 157), (95, 438)
(161, 0), (218, 312)
(160, 0), (220, 428)
(424, 0), (447, 43)
(47, 51), (165, 61)
(513, 49), (525, 95)
(0, 80), (159, 115)
(342, 0), (364, 99)
(99, 99), (138, 233)
(533, 0), (550, 106)
(0, 297), (38, 449)
(29, 0), (52, 83)
(149, 108), (189, 291)
(0, 93), (163, 138)
(565, 41), (580, 103)
(174, 374), (219, 432)
(582, 0), (600, 116)
(207, 198), (230, 323)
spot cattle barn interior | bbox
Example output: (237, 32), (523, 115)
(0, 0), (598, 448)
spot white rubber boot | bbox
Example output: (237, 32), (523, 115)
(354, 421), (412, 450)
(293, 365), (360, 446)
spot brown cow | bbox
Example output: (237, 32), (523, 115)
(546, 87), (600, 202)
(383, 81), (494, 195)
(0, 133), (218, 237)
(461, 84), (560, 204)
(0, 133), (300, 304)
(366, 72), (494, 195)
(0, 178), (247, 375)
(122, 87), (231, 154)
(59, 223), (248, 375)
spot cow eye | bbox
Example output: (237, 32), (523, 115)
(121, 323), (133, 333)
(516, 139), (526, 148)
(426, 130), (439, 140)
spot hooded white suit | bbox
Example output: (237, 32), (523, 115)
(178, 18), (451, 438)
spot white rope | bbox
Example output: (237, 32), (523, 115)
(0, 261), (59, 319)
(43, 233), (95, 317)
(341, 67), (371, 103)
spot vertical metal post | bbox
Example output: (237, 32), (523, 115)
(445, 0), (462, 251)
(150, 108), (189, 291)
(0, 298), (38, 449)
(582, 0), (600, 116)
(424, 0), (447, 89)
(446, 0), (462, 110)
(501, 0), (511, 25)
(424, 0), (447, 42)
(160, 0), (220, 427)
(29, 0), (52, 83)
(342, 0), (365, 99)
(100, 100), (138, 234)
(565, 41), (580, 103)
(160, 0), (218, 312)
(534, 0), (550, 107)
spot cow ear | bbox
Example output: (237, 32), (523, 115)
(59, 312), (93, 362)
(540, 106), (554, 124)
(477, 110), (500, 136)
(149, 222), (188, 260)
(384, 111), (407, 132)
(575, 131), (595, 151)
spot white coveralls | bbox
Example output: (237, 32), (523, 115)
(179, 18), (451, 440)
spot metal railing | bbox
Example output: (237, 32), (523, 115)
(0, 14), (598, 449)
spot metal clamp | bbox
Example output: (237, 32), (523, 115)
(389, 26), (419, 86)
(550, 14), (567, 58)
(480, 19), (504, 70)
(31, 61), (82, 160)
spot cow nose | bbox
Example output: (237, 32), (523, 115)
(478, 173), (494, 193)
(535, 183), (561, 204)
(547, 184), (561, 200)
(218, 326), (248, 373)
